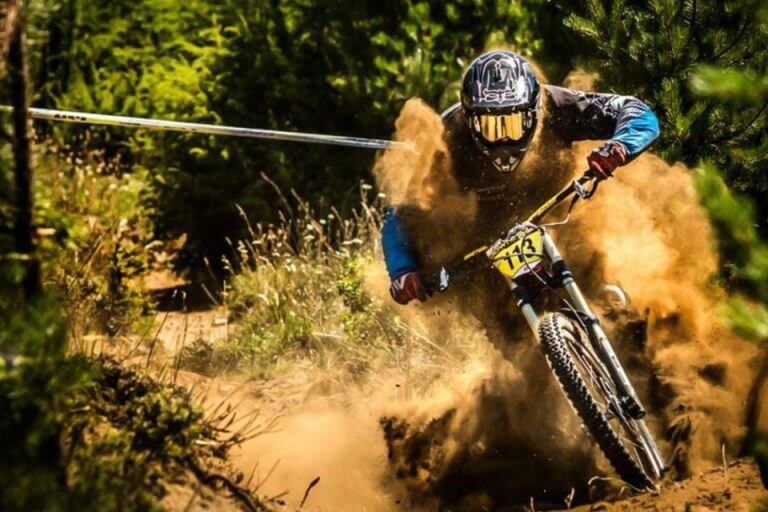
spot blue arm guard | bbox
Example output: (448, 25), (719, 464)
(381, 208), (418, 280)
(612, 102), (660, 158)
(543, 86), (660, 160)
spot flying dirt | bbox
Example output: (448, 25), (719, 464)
(370, 96), (762, 508)
(217, 96), (766, 511)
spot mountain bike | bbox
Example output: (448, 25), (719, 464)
(421, 171), (667, 489)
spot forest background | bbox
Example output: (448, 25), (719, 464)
(3, 0), (765, 268)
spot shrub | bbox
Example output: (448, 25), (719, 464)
(34, 143), (172, 338)
(0, 297), (267, 510)
(0, 298), (93, 511)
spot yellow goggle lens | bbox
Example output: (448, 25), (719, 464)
(474, 113), (526, 142)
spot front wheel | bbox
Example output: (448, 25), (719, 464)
(538, 312), (657, 490)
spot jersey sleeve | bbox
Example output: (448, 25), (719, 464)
(381, 208), (419, 279)
(544, 85), (660, 159)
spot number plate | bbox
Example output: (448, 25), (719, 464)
(488, 230), (544, 278)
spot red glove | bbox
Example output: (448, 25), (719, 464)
(390, 271), (427, 305)
(587, 141), (628, 180)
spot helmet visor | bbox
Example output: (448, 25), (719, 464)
(471, 113), (527, 143)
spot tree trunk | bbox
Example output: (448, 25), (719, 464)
(7, 1), (40, 299)
(0, 0), (20, 72)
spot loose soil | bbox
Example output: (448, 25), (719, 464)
(152, 310), (767, 511)
(565, 459), (766, 512)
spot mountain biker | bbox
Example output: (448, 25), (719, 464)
(382, 50), (659, 309)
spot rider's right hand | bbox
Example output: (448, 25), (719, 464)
(587, 140), (627, 180)
(390, 271), (427, 305)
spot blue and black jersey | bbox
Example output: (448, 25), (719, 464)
(382, 85), (660, 280)
(543, 85), (659, 159)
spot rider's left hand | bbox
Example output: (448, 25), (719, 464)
(390, 271), (427, 305)
(587, 141), (628, 180)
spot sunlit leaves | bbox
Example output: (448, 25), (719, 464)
(690, 65), (768, 104)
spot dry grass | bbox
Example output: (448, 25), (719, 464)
(181, 180), (483, 392)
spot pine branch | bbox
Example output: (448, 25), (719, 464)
(563, 14), (600, 41)
(710, 101), (768, 144)
(714, 15), (751, 60)
(684, 0), (698, 47)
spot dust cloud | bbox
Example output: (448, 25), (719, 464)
(232, 92), (761, 510)
(566, 147), (761, 476)
(235, 403), (399, 511)
(367, 93), (761, 507)
(372, 97), (456, 210)
(372, 98), (480, 264)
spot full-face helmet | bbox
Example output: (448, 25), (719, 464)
(461, 51), (541, 172)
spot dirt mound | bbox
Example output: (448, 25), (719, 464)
(565, 458), (767, 512)
(379, 343), (605, 510)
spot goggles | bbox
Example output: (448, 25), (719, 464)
(470, 112), (529, 143)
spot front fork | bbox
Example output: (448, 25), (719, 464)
(512, 230), (666, 477)
(514, 230), (642, 410)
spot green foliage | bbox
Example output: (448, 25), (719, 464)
(31, 145), (163, 337)
(0, 297), (242, 510)
(21, 0), (234, 267)
(686, 21), (768, 486)
(23, 0), (572, 268)
(62, 358), (209, 511)
(694, 163), (768, 300)
(694, 163), (768, 483)
(0, 298), (93, 511)
(723, 298), (768, 342)
(563, 0), (768, 216)
(690, 65), (768, 104)
(337, 254), (370, 312)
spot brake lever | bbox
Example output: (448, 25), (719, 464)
(420, 246), (490, 294)
(421, 266), (450, 294)
(575, 174), (600, 200)
(436, 267), (450, 292)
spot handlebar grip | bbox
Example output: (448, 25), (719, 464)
(419, 270), (442, 295)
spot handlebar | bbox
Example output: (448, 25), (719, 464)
(526, 171), (599, 225)
(421, 170), (599, 294)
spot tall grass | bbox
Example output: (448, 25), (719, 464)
(189, 181), (483, 389)
(199, 182), (385, 373)
(35, 142), (161, 344)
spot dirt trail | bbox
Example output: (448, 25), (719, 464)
(165, 336), (768, 511)
(564, 459), (766, 512)
(149, 306), (767, 511)
(151, 310), (230, 357)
